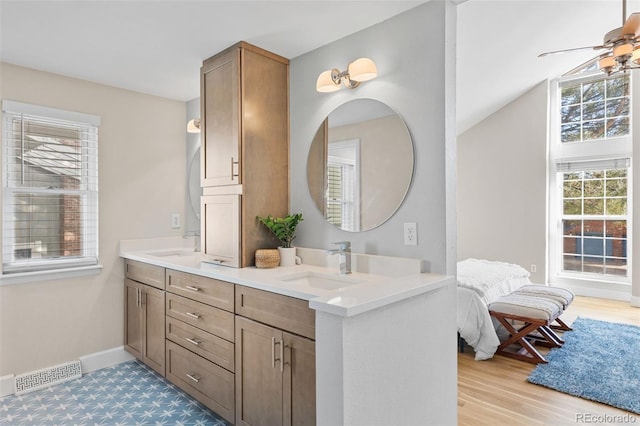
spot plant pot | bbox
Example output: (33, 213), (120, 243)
(278, 247), (297, 267)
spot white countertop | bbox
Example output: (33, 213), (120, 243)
(119, 239), (454, 317)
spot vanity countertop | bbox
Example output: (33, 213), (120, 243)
(119, 239), (454, 317)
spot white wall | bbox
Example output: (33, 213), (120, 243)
(289, 1), (457, 274)
(0, 63), (186, 376)
(457, 81), (548, 283)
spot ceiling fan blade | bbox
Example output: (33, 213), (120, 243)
(538, 45), (606, 57)
(621, 12), (640, 36)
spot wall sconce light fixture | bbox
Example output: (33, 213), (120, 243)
(316, 58), (377, 93)
(187, 118), (201, 133)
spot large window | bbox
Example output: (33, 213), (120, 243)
(550, 73), (632, 284)
(2, 101), (99, 275)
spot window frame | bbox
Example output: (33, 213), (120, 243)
(0, 100), (101, 284)
(548, 72), (633, 287)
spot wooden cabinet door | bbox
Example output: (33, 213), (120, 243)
(124, 279), (143, 359)
(201, 47), (240, 187)
(236, 316), (284, 426)
(283, 332), (316, 426)
(142, 284), (165, 376)
(201, 194), (241, 267)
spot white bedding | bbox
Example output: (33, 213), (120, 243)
(457, 258), (531, 360)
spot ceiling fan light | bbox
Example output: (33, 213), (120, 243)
(632, 47), (640, 64)
(613, 43), (634, 58)
(599, 55), (616, 70)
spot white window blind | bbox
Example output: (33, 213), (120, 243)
(2, 101), (99, 274)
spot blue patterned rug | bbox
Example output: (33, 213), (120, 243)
(0, 360), (228, 425)
(528, 317), (640, 414)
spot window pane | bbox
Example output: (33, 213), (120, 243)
(583, 198), (604, 215)
(561, 84), (581, 106)
(563, 199), (582, 215)
(563, 220), (582, 236)
(584, 220), (604, 237)
(583, 120), (605, 140)
(561, 105), (581, 123)
(606, 76), (630, 98)
(563, 180), (582, 198)
(606, 198), (627, 215)
(605, 220), (626, 238)
(583, 81), (604, 102)
(605, 258), (627, 276)
(583, 179), (603, 197)
(563, 236), (579, 254)
(606, 98), (629, 117)
(583, 101), (605, 120)
(583, 257), (604, 274)
(563, 255), (582, 271)
(561, 124), (581, 142)
(606, 117), (629, 138)
(605, 178), (626, 197)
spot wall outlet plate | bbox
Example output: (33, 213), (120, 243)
(171, 213), (181, 229)
(404, 222), (417, 245)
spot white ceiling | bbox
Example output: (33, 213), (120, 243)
(1, 0), (638, 134)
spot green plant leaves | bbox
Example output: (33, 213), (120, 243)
(256, 213), (303, 248)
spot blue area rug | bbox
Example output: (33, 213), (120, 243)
(528, 317), (640, 414)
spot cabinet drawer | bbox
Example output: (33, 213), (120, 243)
(166, 316), (234, 372)
(166, 269), (234, 312)
(166, 293), (234, 342)
(125, 260), (165, 290)
(236, 285), (315, 340)
(166, 340), (235, 424)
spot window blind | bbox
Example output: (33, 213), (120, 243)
(2, 101), (99, 274)
(556, 157), (630, 173)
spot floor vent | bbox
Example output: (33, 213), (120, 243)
(14, 360), (82, 395)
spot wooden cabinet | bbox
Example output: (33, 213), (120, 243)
(200, 41), (289, 267)
(164, 269), (236, 424)
(235, 285), (316, 426)
(124, 260), (165, 376)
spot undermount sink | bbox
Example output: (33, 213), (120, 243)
(147, 250), (194, 257)
(278, 271), (364, 290)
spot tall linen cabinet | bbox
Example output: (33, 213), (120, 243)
(200, 41), (289, 267)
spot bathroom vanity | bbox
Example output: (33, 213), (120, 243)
(120, 238), (457, 425)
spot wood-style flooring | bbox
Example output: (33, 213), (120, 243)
(458, 296), (640, 426)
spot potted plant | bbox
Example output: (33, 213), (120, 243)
(257, 213), (303, 266)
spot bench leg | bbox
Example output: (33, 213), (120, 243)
(493, 315), (548, 364)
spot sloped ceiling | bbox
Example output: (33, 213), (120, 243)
(1, 0), (638, 135)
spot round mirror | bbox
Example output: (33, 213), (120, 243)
(307, 98), (414, 232)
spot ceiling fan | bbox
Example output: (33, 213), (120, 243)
(539, 0), (640, 75)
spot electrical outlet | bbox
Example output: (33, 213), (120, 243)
(531, 264), (537, 273)
(171, 213), (181, 229)
(404, 222), (418, 246)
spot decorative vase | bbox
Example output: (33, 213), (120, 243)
(278, 247), (297, 267)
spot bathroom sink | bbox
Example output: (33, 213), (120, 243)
(278, 271), (364, 290)
(147, 250), (194, 257)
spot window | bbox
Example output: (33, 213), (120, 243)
(560, 75), (630, 142)
(549, 72), (633, 285)
(558, 160), (629, 277)
(2, 101), (99, 275)
(326, 139), (360, 231)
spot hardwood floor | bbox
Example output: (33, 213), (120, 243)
(458, 296), (640, 425)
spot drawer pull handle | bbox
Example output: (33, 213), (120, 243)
(185, 337), (201, 346)
(185, 312), (201, 320)
(271, 337), (276, 369)
(186, 373), (200, 383)
(279, 339), (284, 372)
(231, 157), (239, 179)
(185, 285), (200, 292)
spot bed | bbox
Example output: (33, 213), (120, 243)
(457, 258), (532, 360)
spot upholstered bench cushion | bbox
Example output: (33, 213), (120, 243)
(488, 294), (563, 321)
(513, 285), (574, 308)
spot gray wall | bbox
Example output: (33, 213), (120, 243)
(289, 1), (456, 274)
(457, 81), (548, 283)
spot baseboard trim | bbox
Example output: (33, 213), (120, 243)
(0, 346), (135, 398)
(631, 295), (640, 308)
(561, 284), (631, 302)
(79, 346), (135, 374)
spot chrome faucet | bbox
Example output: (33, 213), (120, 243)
(328, 241), (351, 275)
(183, 231), (201, 252)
